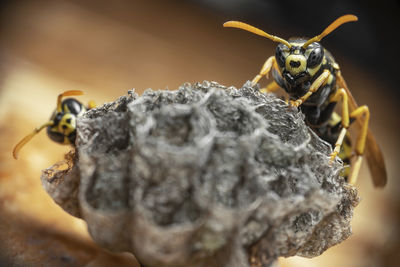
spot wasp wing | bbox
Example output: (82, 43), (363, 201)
(337, 73), (387, 187)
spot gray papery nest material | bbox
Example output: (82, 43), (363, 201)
(42, 81), (359, 267)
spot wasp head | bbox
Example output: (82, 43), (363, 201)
(223, 14), (357, 87)
(46, 97), (84, 145)
(47, 111), (77, 144)
(275, 40), (324, 86)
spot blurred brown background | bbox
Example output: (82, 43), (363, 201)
(0, 0), (399, 266)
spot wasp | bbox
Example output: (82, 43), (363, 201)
(13, 90), (95, 159)
(224, 15), (387, 187)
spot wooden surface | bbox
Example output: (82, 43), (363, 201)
(0, 1), (399, 266)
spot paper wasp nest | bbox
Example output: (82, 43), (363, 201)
(42, 81), (359, 267)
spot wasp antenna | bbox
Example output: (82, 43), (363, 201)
(223, 21), (292, 48)
(57, 90), (84, 112)
(13, 121), (54, 159)
(303, 14), (358, 48)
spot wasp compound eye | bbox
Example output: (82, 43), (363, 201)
(307, 45), (324, 68)
(275, 45), (287, 68)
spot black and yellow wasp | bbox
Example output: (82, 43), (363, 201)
(13, 90), (95, 159)
(224, 15), (387, 187)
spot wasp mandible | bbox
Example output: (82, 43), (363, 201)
(13, 90), (95, 159)
(224, 15), (387, 187)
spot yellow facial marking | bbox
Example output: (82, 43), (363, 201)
(58, 113), (76, 136)
(289, 42), (305, 47)
(307, 64), (322, 77)
(285, 54), (307, 75)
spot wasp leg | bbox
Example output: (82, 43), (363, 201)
(251, 56), (276, 86)
(348, 105), (370, 185)
(328, 88), (350, 161)
(260, 80), (280, 94)
(290, 69), (330, 107)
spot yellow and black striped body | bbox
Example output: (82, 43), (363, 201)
(46, 98), (86, 145)
(272, 39), (352, 175)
